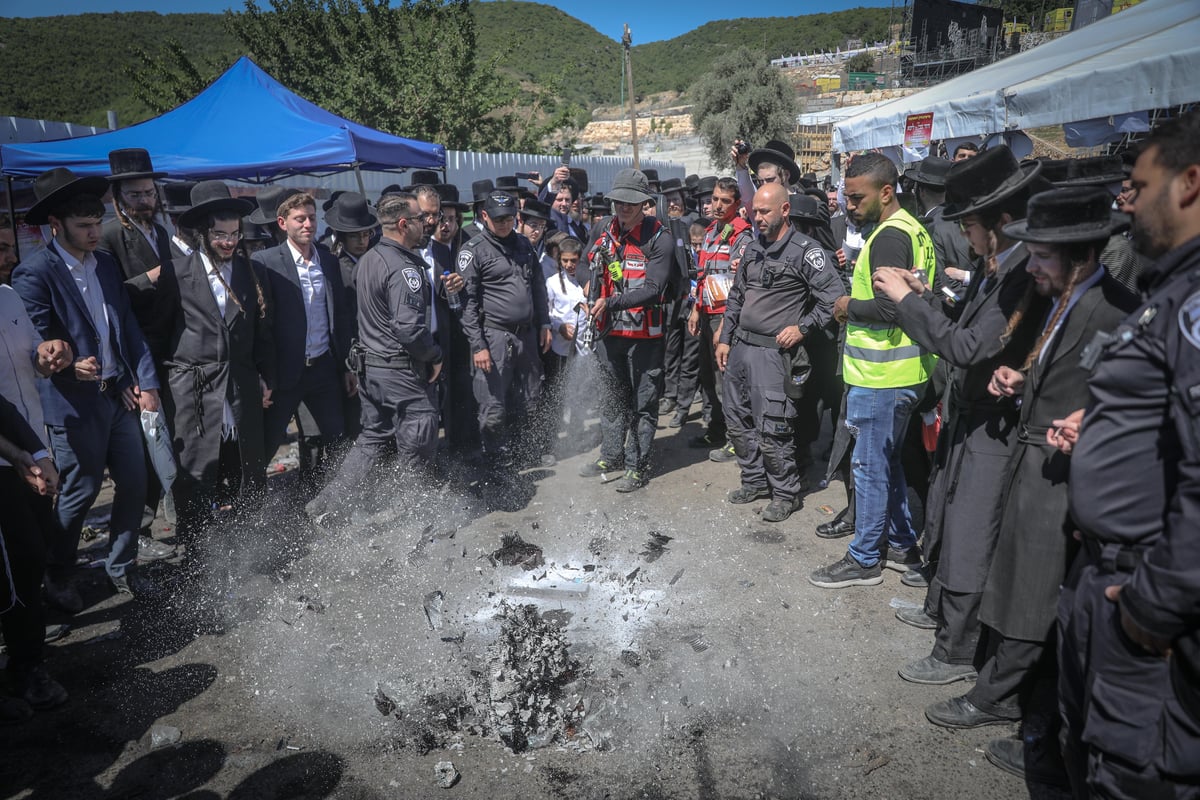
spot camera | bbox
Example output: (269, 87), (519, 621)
(734, 140), (751, 156)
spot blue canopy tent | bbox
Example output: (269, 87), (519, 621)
(0, 56), (445, 182)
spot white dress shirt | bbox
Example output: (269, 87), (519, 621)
(56, 242), (118, 380)
(172, 235), (193, 257)
(287, 240), (331, 360)
(0, 285), (50, 466)
(199, 252), (238, 440)
(545, 272), (588, 357)
(419, 244), (439, 336)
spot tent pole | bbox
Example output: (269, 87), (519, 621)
(5, 176), (18, 264)
(353, 164), (366, 197)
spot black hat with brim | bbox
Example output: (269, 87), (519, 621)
(248, 186), (303, 225)
(902, 156), (953, 187)
(748, 140), (800, 183)
(942, 146), (1045, 221)
(472, 179), (495, 204)
(107, 148), (167, 183)
(587, 194), (610, 213)
(520, 198), (553, 223)
(179, 181), (255, 229)
(694, 176), (718, 198)
(25, 168), (110, 225)
(1002, 187), (1130, 244)
(324, 191), (379, 233)
(434, 183), (469, 211)
(241, 218), (275, 242)
(161, 181), (197, 216)
(1040, 155), (1126, 189)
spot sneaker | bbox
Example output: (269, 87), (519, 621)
(578, 459), (622, 478)
(10, 665), (68, 711)
(137, 536), (176, 563)
(809, 553), (883, 588)
(761, 496), (802, 523)
(901, 568), (930, 588)
(728, 486), (770, 505)
(689, 431), (726, 449)
(899, 655), (978, 685)
(895, 607), (938, 630)
(613, 470), (648, 493)
(668, 408), (688, 428)
(708, 444), (737, 463)
(883, 545), (922, 573)
(658, 397), (677, 414)
(43, 576), (83, 615)
(110, 573), (157, 600)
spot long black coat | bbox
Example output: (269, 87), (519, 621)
(980, 273), (1139, 641)
(144, 251), (276, 503)
(894, 243), (1049, 593)
(102, 217), (172, 322)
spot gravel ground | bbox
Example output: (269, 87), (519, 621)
(0, 409), (1050, 800)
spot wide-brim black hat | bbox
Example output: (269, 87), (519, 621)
(1003, 187), (1129, 243)
(434, 183), (469, 211)
(520, 199), (553, 223)
(788, 192), (825, 223)
(660, 177), (684, 194)
(25, 168), (111, 225)
(179, 181), (255, 229)
(241, 218), (275, 242)
(587, 194), (610, 213)
(324, 191), (378, 233)
(407, 170), (440, 188)
(569, 167), (589, 195)
(160, 181), (197, 216)
(107, 148), (167, 183)
(248, 186), (302, 225)
(943, 146), (1044, 221)
(748, 140), (800, 183)
(694, 176), (718, 198)
(902, 156), (953, 188)
(1040, 155), (1126, 189)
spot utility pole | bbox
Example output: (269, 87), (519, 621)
(622, 23), (639, 168)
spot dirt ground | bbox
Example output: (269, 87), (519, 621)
(1, 409), (1042, 800)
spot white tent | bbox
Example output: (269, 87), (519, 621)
(834, 0), (1199, 153)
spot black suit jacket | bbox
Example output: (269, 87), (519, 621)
(252, 241), (350, 391)
(102, 217), (173, 322)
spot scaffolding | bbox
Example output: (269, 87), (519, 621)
(898, 0), (1006, 86)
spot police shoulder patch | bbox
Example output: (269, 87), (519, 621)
(457, 250), (474, 273)
(804, 248), (825, 271)
(402, 267), (423, 293)
(1180, 292), (1200, 350)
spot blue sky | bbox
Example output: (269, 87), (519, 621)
(0, 0), (894, 44)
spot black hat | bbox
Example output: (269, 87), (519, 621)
(24, 168), (111, 225)
(800, 172), (818, 188)
(684, 174), (700, 193)
(1039, 156), (1126, 189)
(407, 170), (440, 188)
(749, 140), (800, 183)
(434, 183), (469, 211)
(1003, 187), (1129, 244)
(179, 181), (255, 229)
(519, 198), (552, 223)
(471, 179), (495, 204)
(321, 190), (347, 212)
(587, 194), (610, 213)
(107, 148), (167, 182)
(248, 186), (303, 225)
(324, 191), (378, 233)
(241, 217), (275, 242)
(379, 184), (404, 201)
(641, 169), (661, 190)
(483, 191), (519, 219)
(660, 177), (684, 194)
(160, 181), (197, 216)
(569, 167), (589, 195)
(788, 192), (825, 223)
(942, 146), (1044, 221)
(495, 176), (520, 192)
(694, 176), (718, 198)
(902, 156), (953, 188)
(607, 169), (653, 204)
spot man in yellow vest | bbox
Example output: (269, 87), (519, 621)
(810, 153), (937, 589)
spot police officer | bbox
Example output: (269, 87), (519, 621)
(578, 168), (675, 492)
(457, 191), (552, 466)
(305, 193), (441, 524)
(717, 183), (841, 522)
(1054, 111), (1200, 797)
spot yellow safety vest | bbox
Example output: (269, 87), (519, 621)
(842, 208), (938, 388)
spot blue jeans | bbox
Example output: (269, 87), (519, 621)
(47, 392), (146, 580)
(845, 385), (919, 568)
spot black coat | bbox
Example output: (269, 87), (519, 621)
(102, 217), (172, 322)
(144, 252), (276, 501)
(895, 243), (1049, 593)
(980, 272), (1139, 640)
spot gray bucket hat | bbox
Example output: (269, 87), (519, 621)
(606, 169), (653, 204)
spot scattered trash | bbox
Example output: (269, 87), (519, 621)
(888, 597), (923, 610)
(297, 594), (327, 614)
(668, 568), (685, 586)
(434, 760), (460, 789)
(864, 754), (891, 775)
(817, 504), (835, 515)
(489, 533), (545, 571)
(149, 724), (182, 749)
(681, 632), (710, 653)
(423, 591), (445, 631)
(619, 650), (642, 667)
(639, 531), (672, 563)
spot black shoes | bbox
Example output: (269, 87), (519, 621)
(43, 575), (83, 615)
(809, 553), (883, 588)
(900, 655), (978, 685)
(613, 469), (648, 493)
(925, 695), (1019, 729)
(138, 535), (176, 562)
(815, 518), (854, 539)
(658, 397), (677, 415)
(883, 545), (922, 574)
(578, 459), (623, 478)
(728, 486), (770, 505)
(669, 408), (688, 428)
(761, 497), (801, 523)
(895, 607), (938, 630)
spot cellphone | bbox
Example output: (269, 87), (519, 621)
(560, 148), (572, 167)
(735, 140), (751, 156)
(514, 171), (538, 180)
(942, 285), (961, 304)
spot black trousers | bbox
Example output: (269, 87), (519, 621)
(696, 312), (725, 437)
(967, 632), (1044, 717)
(264, 351), (347, 466)
(930, 584), (985, 666)
(597, 336), (665, 473)
(0, 467), (49, 673)
(663, 312), (700, 408)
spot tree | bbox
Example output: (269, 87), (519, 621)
(845, 52), (875, 73)
(690, 47), (799, 171)
(126, 0), (579, 153)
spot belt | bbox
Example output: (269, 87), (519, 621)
(97, 378), (122, 396)
(365, 353), (413, 370)
(1081, 536), (1146, 574)
(1018, 423), (1053, 444)
(734, 329), (782, 349)
(484, 319), (532, 335)
(304, 350), (331, 368)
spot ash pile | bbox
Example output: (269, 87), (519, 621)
(376, 601), (593, 754)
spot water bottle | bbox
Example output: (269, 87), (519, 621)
(443, 271), (462, 312)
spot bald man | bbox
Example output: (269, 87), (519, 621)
(716, 183), (842, 522)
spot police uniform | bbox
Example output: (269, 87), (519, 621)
(457, 219), (550, 461)
(306, 237), (441, 520)
(720, 225), (841, 511)
(1058, 233), (1200, 797)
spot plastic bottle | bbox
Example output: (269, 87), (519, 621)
(443, 271), (462, 312)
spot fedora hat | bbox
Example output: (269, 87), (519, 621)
(248, 185), (303, 225)
(321, 190), (347, 212)
(107, 148), (167, 183)
(606, 169), (653, 204)
(160, 181), (197, 216)
(25, 168), (111, 225)
(942, 146), (1044, 221)
(641, 169), (661, 190)
(749, 140), (800, 183)
(519, 198), (553, 223)
(471, 179), (495, 204)
(694, 175), (718, 198)
(324, 192), (378, 233)
(241, 217), (276, 242)
(587, 193), (610, 214)
(1003, 187), (1129, 244)
(684, 174), (699, 193)
(495, 176), (520, 192)
(660, 177), (684, 194)
(179, 181), (255, 229)
(434, 183), (469, 211)
(902, 156), (953, 188)
(1039, 156), (1126, 189)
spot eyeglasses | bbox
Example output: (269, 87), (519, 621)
(957, 219), (983, 233)
(421, 212), (444, 224)
(122, 190), (157, 201)
(211, 231), (242, 243)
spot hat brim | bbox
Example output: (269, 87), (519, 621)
(24, 176), (111, 225)
(1050, 173), (1126, 189)
(520, 211), (553, 223)
(324, 211), (379, 233)
(903, 166), (945, 187)
(178, 197), (256, 229)
(943, 162), (1044, 221)
(108, 171), (168, 183)
(606, 187), (652, 204)
(748, 149), (801, 183)
(1002, 212), (1130, 244)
